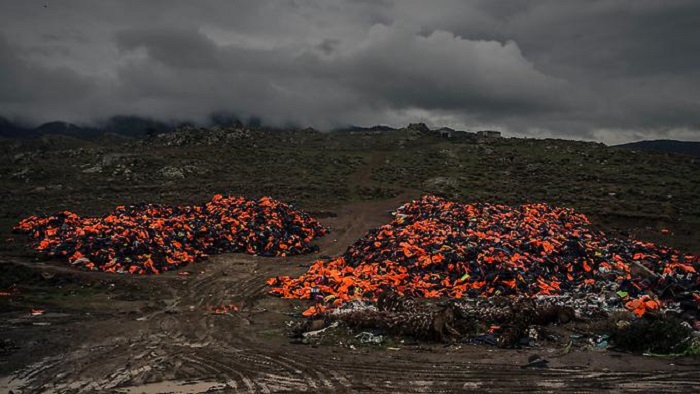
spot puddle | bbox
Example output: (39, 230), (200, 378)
(0, 374), (29, 393)
(116, 380), (228, 393)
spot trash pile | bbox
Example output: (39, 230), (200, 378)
(328, 293), (575, 347)
(269, 195), (700, 324)
(286, 292), (578, 348)
(15, 194), (326, 274)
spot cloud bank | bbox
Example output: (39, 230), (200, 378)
(1, 0), (699, 143)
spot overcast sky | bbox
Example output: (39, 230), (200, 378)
(1, 0), (700, 144)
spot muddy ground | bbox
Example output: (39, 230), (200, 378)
(2, 128), (700, 392)
(1, 196), (699, 393)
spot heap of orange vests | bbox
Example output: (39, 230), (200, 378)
(15, 194), (326, 274)
(269, 195), (699, 319)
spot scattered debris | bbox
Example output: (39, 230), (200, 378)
(0, 286), (20, 297)
(355, 331), (384, 345)
(522, 354), (548, 369)
(205, 303), (239, 315)
(30, 309), (45, 316)
(303, 321), (339, 338)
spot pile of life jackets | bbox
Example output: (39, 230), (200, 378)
(15, 194), (326, 274)
(268, 195), (699, 318)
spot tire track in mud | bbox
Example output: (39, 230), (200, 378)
(182, 353), (308, 393)
(185, 256), (271, 307)
(7, 291), (700, 393)
(6, 267), (339, 392)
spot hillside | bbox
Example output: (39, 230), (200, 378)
(2, 124), (699, 254)
(615, 139), (700, 157)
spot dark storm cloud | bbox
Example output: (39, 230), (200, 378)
(105, 22), (568, 127)
(329, 25), (570, 113)
(0, 36), (90, 102)
(0, 34), (98, 123)
(499, 1), (700, 78)
(0, 0), (699, 143)
(116, 29), (221, 69)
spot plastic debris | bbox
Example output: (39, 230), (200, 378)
(30, 309), (45, 316)
(355, 331), (384, 344)
(0, 286), (20, 297)
(330, 300), (378, 315)
(15, 194), (326, 274)
(468, 334), (498, 346)
(206, 303), (239, 315)
(521, 354), (548, 369)
(590, 334), (610, 349)
(302, 321), (339, 338)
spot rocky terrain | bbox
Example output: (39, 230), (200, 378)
(1, 124), (700, 392)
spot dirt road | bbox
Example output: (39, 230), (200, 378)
(2, 197), (700, 393)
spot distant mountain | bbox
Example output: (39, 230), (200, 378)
(99, 115), (173, 137)
(0, 117), (35, 138)
(33, 121), (103, 139)
(0, 114), (258, 140)
(208, 112), (244, 128)
(336, 125), (397, 133)
(615, 139), (700, 158)
(0, 116), (179, 140)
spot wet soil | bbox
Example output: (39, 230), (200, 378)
(2, 196), (700, 393)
